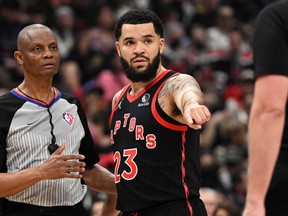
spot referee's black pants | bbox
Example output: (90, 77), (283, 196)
(265, 150), (288, 216)
(4, 199), (89, 216)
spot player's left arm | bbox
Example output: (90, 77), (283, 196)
(82, 164), (117, 195)
(159, 73), (211, 129)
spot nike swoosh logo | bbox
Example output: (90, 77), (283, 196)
(27, 120), (40, 125)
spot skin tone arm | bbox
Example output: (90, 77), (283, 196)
(0, 141), (85, 197)
(159, 73), (211, 129)
(82, 166), (119, 216)
(243, 75), (288, 216)
(82, 164), (117, 195)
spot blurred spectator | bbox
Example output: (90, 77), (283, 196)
(89, 110), (114, 172)
(186, 24), (210, 73)
(206, 117), (248, 195)
(163, 21), (190, 72)
(203, 83), (223, 112)
(90, 110), (111, 150)
(238, 69), (254, 97)
(0, 66), (20, 90)
(82, 80), (108, 118)
(200, 100), (236, 149)
(213, 197), (241, 216)
(228, 30), (253, 80)
(67, 30), (104, 82)
(200, 187), (221, 216)
(222, 0), (267, 26)
(200, 149), (223, 191)
(223, 69), (255, 117)
(207, 5), (236, 51)
(150, 0), (183, 25)
(95, 49), (129, 103)
(88, 4), (116, 56)
(221, 119), (247, 151)
(0, 0), (24, 85)
(52, 5), (76, 60)
(57, 60), (85, 104)
(206, 5), (237, 73)
(191, 0), (221, 28)
(229, 168), (248, 212)
(221, 118), (248, 178)
(130, 0), (150, 9)
(82, 81), (113, 172)
(68, 4), (116, 81)
(24, 0), (52, 25)
(179, 0), (195, 28)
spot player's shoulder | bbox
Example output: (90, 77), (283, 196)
(165, 73), (196, 86)
(258, 1), (288, 17)
(112, 85), (129, 108)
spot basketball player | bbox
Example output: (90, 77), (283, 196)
(109, 9), (211, 216)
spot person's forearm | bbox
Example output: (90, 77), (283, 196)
(171, 74), (204, 109)
(1, 143), (86, 197)
(0, 166), (43, 197)
(83, 164), (117, 194)
(246, 106), (285, 204)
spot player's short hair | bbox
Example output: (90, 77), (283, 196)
(114, 9), (164, 40)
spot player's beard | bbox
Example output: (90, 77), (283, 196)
(120, 51), (161, 82)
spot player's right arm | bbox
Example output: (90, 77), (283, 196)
(243, 75), (288, 216)
(158, 73), (210, 129)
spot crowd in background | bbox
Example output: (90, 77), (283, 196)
(0, 0), (278, 215)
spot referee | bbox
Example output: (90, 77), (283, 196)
(0, 24), (119, 216)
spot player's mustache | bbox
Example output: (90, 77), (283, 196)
(131, 55), (150, 62)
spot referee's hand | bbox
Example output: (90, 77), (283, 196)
(38, 140), (86, 180)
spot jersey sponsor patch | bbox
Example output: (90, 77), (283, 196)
(137, 93), (150, 107)
(63, 112), (75, 125)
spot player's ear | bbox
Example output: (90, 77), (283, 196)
(14, 51), (24, 65)
(115, 42), (121, 57)
(159, 38), (165, 54)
